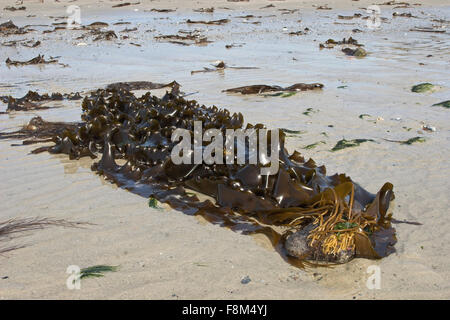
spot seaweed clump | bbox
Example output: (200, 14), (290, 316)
(1, 90), (82, 112)
(1, 86), (397, 266)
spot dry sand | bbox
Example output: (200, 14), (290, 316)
(0, 0), (449, 299)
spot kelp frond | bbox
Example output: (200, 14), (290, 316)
(0, 217), (89, 255)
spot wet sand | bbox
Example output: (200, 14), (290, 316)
(0, 0), (449, 299)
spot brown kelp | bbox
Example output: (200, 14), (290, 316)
(0, 86), (396, 266)
(0, 217), (86, 255)
(5, 55), (59, 66)
(0, 20), (29, 35)
(186, 19), (230, 25)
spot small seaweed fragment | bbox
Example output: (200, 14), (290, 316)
(409, 27), (446, 34)
(288, 28), (309, 36)
(392, 12), (415, 17)
(0, 20), (29, 35)
(22, 40), (41, 48)
(155, 32), (210, 46)
(431, 100), (450, 109)
(120, 27), (138, 33)
(384, 137), (426, 145)
(193, 262), (208, 267)
(87, 22), (109, 28)
(91, 30), (118, 41)
(280, 92), (298, 98)
(4, 6), (26, 11)
(80, 265), (118, 279)
(193, 7), (214, 13)
(148, 197), (158, 208)
(403, 137), (426, 145)
(1, 39), (41, 48)
(191, 61), (258, 75)
(302, 141), (326, 150)
(338, 14), (362, 20)
(112, 2), (140, 8)
(316, 5), (332, 10)
(5, 55), (59, 66)
(225, 43), (244, 49)
(281, 128), (306, 135)
(150, 9), (176, 13)
(331, 139), (374, 151)
(149, 197), (164, 210)
(302, 107), (317, 116)
(320, 37), (362, 49)
(378, 1), (410, 6)
(411, 83), (438, 93)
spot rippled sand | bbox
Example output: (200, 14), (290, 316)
(0, 0), (449, 299)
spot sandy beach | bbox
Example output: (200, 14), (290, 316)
(0, 0), (449, 299)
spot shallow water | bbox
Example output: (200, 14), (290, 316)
(1, 5), (449, 171)
(1, 3), (449, 218)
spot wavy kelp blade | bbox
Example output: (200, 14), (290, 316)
(5, 54), (58, 66)
(356, 183), (396, 258)
(223, 83), (324, 94)
(302, 141), (326, 150)
(411, 83), (438, 93)
(331, 138), (374, 151)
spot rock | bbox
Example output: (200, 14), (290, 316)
(312, 272), (322, 281)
